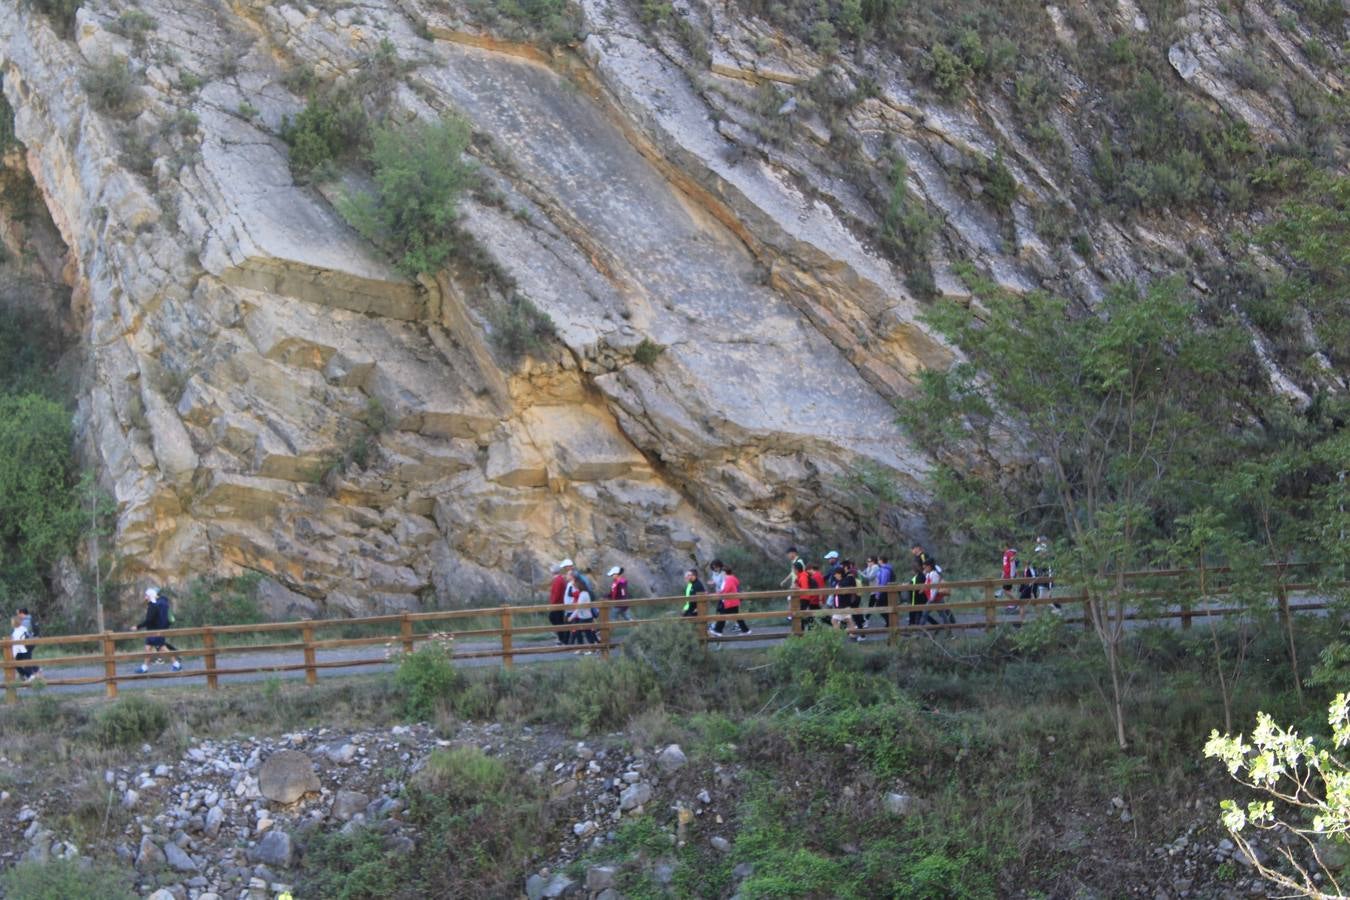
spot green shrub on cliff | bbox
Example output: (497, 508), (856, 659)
(339, 115), (476, 278)
(0, 393), (81, 600)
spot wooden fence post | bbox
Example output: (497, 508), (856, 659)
(697, 596), (711, 652)
(789, 591), (802, 637)
(203, 627), (218, 690)
(984, 582), (996, 633)
(886, 587), (899, 645)
(302, 623), (317, 687)
(3, 641), (15, 705)
(599, 604), (611, 659)
(500, 606), (513, 668)
(401, 613), (415, 656)
(103, 633), (118, 700)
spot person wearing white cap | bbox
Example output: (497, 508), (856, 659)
(606, 566), (633, 622)
(549, 559), (574, 645)
(131, 587), (182, 673)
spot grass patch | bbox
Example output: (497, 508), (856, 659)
(80, 58), (138, 118)
(89, 694), (169, 748)
(0, 858), (136, 900)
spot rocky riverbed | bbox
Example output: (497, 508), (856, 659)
(0, 710), (1315, 899)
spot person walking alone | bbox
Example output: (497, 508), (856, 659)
(607, 566), (633, 622)
(131, 588), (182, 673)
(999, 544), (1018, 612)
(710, 565), (752, 637)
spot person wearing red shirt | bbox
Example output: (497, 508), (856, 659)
(1000, 545), (1020, 612)
(710, 566), (751, 636)
(550, 558), (574, 645)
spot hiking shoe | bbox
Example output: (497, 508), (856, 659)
(135, 664), (148, 674)
(741, 628), (753, 636)
(171, 660), (182, 671)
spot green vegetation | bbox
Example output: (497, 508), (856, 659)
(174, 574), (265, 628)
(1205, 695), (1350, 897)
(394, 640), (463, 721)
(90, 695), (170, 748)
(80, 58), (138, 118)
(463, 0), (585, 47)
(0, 858), (136, 900)
(339, 115), (476, 278)
(24, 0), (82, 34)
(877, 157), (938, 298)
(0, 394), (83, 602)
(488, 291), (556, 361)
(0, 79), (15, 154)
(280, 89), (368, 179)
(299, 745), (552, 899)
(106, 9), (157, 47)
(633, 337), (666, 365)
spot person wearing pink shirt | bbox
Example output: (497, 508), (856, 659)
(710, 565), (752, 636)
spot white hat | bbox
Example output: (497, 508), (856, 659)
(559, 558), (574, 568)
(606, 566), (622, 577)
(144, 587), (159, 602)
(824, 551), (840, 560)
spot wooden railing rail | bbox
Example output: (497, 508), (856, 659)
(0, 566), (1339, 703)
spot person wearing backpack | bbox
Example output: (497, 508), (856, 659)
(10, 613), (38, 681)
(800, 561), (826, 630)
(131, 587), (182, 673)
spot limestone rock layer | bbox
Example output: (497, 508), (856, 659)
(0, 0), (1332, 613)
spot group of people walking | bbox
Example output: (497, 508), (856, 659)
(544, 537), (1054, 647)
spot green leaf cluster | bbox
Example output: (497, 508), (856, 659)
(339, 116), (476, 277)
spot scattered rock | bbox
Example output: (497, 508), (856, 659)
(326, 744), (358, 765)
(657, 745), (687, 775)
(258, 751), (320, 805)
(146, 890), (177, 900)
(541, 873), (575, 898)
(620, 782), (653, 812)
(248, 830), (295, 868)
(205, 805), (225, 838)
(136, 835), (167, 870)
(711, 835), (731, 852)
(586, 865), (617, 891)
(332, 789), (371, 822)
(164, 841), (200, 873)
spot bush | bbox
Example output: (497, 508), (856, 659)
(25, 0), (82, 33)
(0, 81), (15, 153)
(298, 825), (402, 900)
(339, 115), (476, 277)
(80, 58), (138, 117)
(0, 394), (82, 599)
(400, 745), (554, 898)
(106, 9), (156, 46)
(280, 90), (369, 179)
(175, 574), (264, 627)
(394, 641), (463, 721)
(632, 337), (665, 365)
(90, 695), (170, 748)
(0, 858), (136, 900)
(488, 292), (555, 361)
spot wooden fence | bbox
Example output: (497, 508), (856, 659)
(0, 565), (1337, 703)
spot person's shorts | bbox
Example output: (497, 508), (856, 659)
(146, 636), (166, 648)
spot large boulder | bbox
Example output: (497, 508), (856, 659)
(258, 750), (320, 804)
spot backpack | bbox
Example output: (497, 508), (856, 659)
(25, 616), (39, 638)
(156, 594), (175, 628)
(808, 571), (826, 591)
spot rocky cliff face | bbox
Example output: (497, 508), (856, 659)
(0, 0), (1340, 616)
